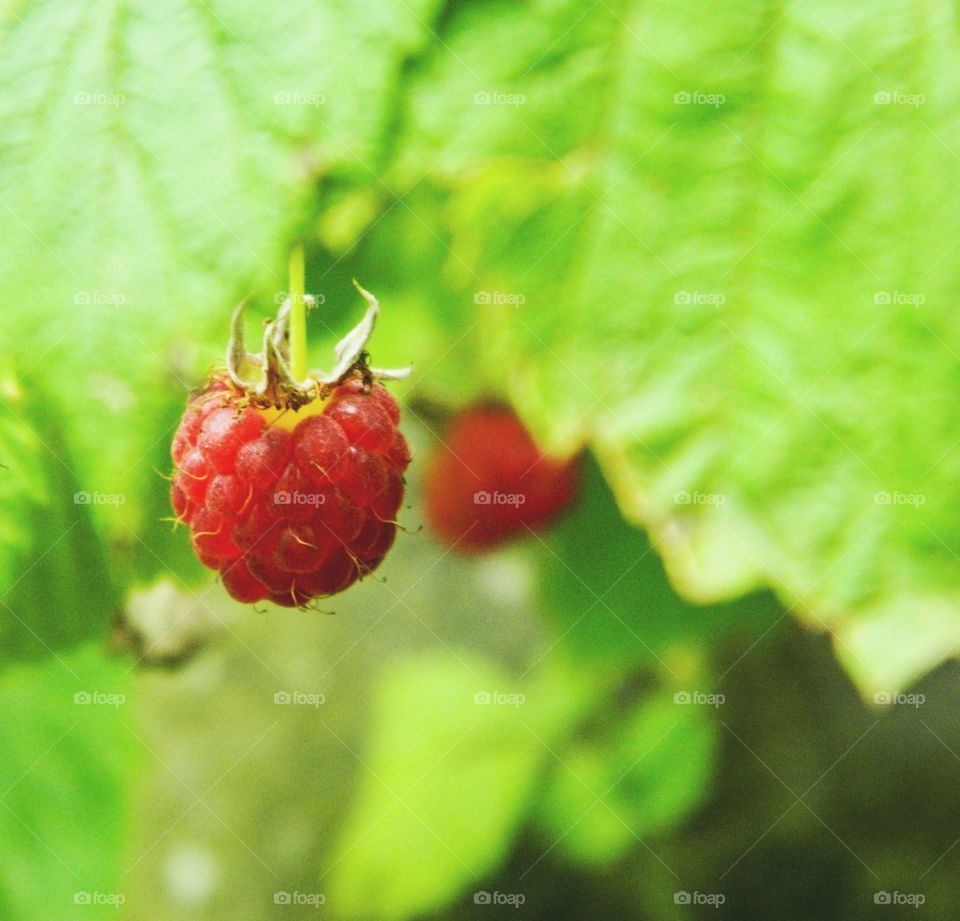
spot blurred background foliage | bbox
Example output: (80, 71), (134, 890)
(1, 0), (958, 918)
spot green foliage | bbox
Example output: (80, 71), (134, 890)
(0, 644), (135, 920)
(327, 644), (705, 918)
(329, 653), (552, 920)
(0, 1), (957, 919)
(3, 0), (954, 693)
(539, 455), (783, 664)
(0, 0), (440, 313)
(384, 0), (960, 693)
(535, 692), (717, 866)
(0, 381), (116, 661)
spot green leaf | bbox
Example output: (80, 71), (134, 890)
(0, 380), (117, 662)
(0, 0), (441, 310)
(328, 653), (586, 921)
(392, 0), (960, 693)
(539, 455), (782, 665)
(0, 644), (136, 919)
(536, 692), (717, 867)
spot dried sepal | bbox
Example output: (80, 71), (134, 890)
(225, 285), (409, 408)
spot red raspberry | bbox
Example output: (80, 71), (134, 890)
(170, 281), (411, 607)
(171, 376), (410, 606)
(423, 404), (580, 553)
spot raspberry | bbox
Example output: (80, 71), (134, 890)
(170, 281), (411, 607)
(171, 376), (409, 606)
(423, 404), (580, 553)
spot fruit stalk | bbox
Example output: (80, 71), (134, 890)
(288, 244), (307, 381)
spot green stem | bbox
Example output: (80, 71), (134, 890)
(288, 244), (307, 380)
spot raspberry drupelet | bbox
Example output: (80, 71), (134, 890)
(170, 282), (411, 607)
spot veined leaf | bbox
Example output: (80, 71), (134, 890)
(393, 0), (960, 694)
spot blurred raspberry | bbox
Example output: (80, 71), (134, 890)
(423, 404), (579, 552)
